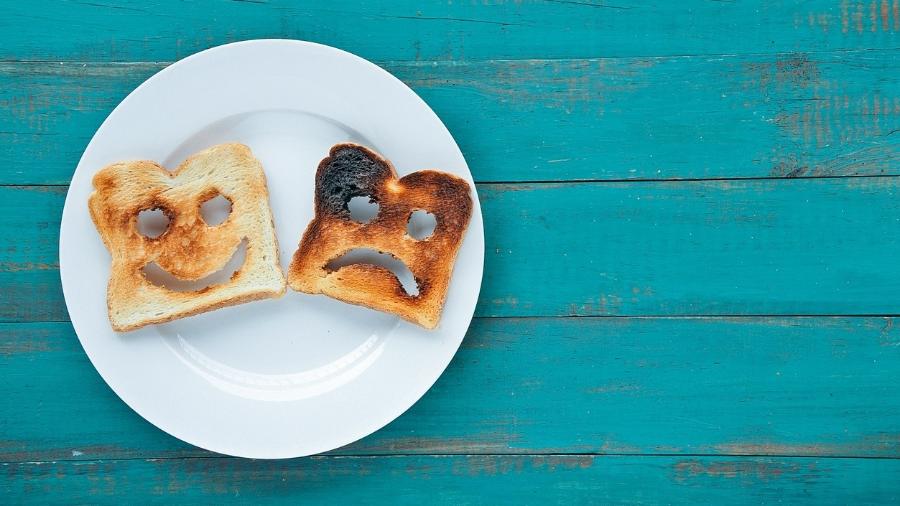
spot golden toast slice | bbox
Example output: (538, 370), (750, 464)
(89, 143), (286, 332)
(288, 143), (473, 329)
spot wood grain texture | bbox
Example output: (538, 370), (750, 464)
(1, 1), (898, 62)
(2, 50), (898, 184)
(6, 177), (900, 321)
(4, 455), (900, 505)
(3, 317), (899, 462)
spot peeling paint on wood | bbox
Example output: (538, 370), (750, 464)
(672, 459), (813, 482)
(715, 434), (900, 457)
(0, 262), (58, 272)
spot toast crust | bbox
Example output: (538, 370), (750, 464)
(89, 143), (286, 332)
(288, 143), (473, 329)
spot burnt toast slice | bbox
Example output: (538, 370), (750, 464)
(288, 143), (473, 329)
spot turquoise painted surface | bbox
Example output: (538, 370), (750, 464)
(5, 455), (900, 505)
(6, 178), (900, 320)
(2, 1), (900, 503)
(2, 52), (898, 184)
(3, 318), (900, 461)
(1, 1), (898, 61)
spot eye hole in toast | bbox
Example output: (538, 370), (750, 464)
(136, 208), (171, 239)
(347, 195), (379, 224)
(407, 210), (437, 240)
(200, 193), (232, 226)
(325, 248), (419, 297)
(142, 239), (247, 292)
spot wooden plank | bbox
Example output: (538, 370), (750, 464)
(6, 177), (900, 321)
(3, 317), (899, 461)
(2, 1), (899, 62)
(4, 455), (900, 504)
(2, 51), (898, 185)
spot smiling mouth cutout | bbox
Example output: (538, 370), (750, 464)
(142, 239), (249, 293)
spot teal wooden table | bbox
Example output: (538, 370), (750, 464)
(3, 1), (900, 503)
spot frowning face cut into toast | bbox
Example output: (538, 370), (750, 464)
(288, 143), (473, 329)
(89, 143), (286, 332)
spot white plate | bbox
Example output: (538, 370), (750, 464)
(59, 40), (484, 459)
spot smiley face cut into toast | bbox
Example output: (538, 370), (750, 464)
(88, 143), (286, 332)
(288, 143), (473, 329)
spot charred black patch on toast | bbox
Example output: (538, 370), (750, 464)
(316, 145), (393, 216)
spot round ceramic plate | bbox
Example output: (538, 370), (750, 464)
(59, 40), (484, 459)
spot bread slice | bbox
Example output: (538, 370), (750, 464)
(89, 143), (286, 332)
(288, 143), (473, 329)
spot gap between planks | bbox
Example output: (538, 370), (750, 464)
(1, 46), (899, 66)
(6, 172), (900, 190)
